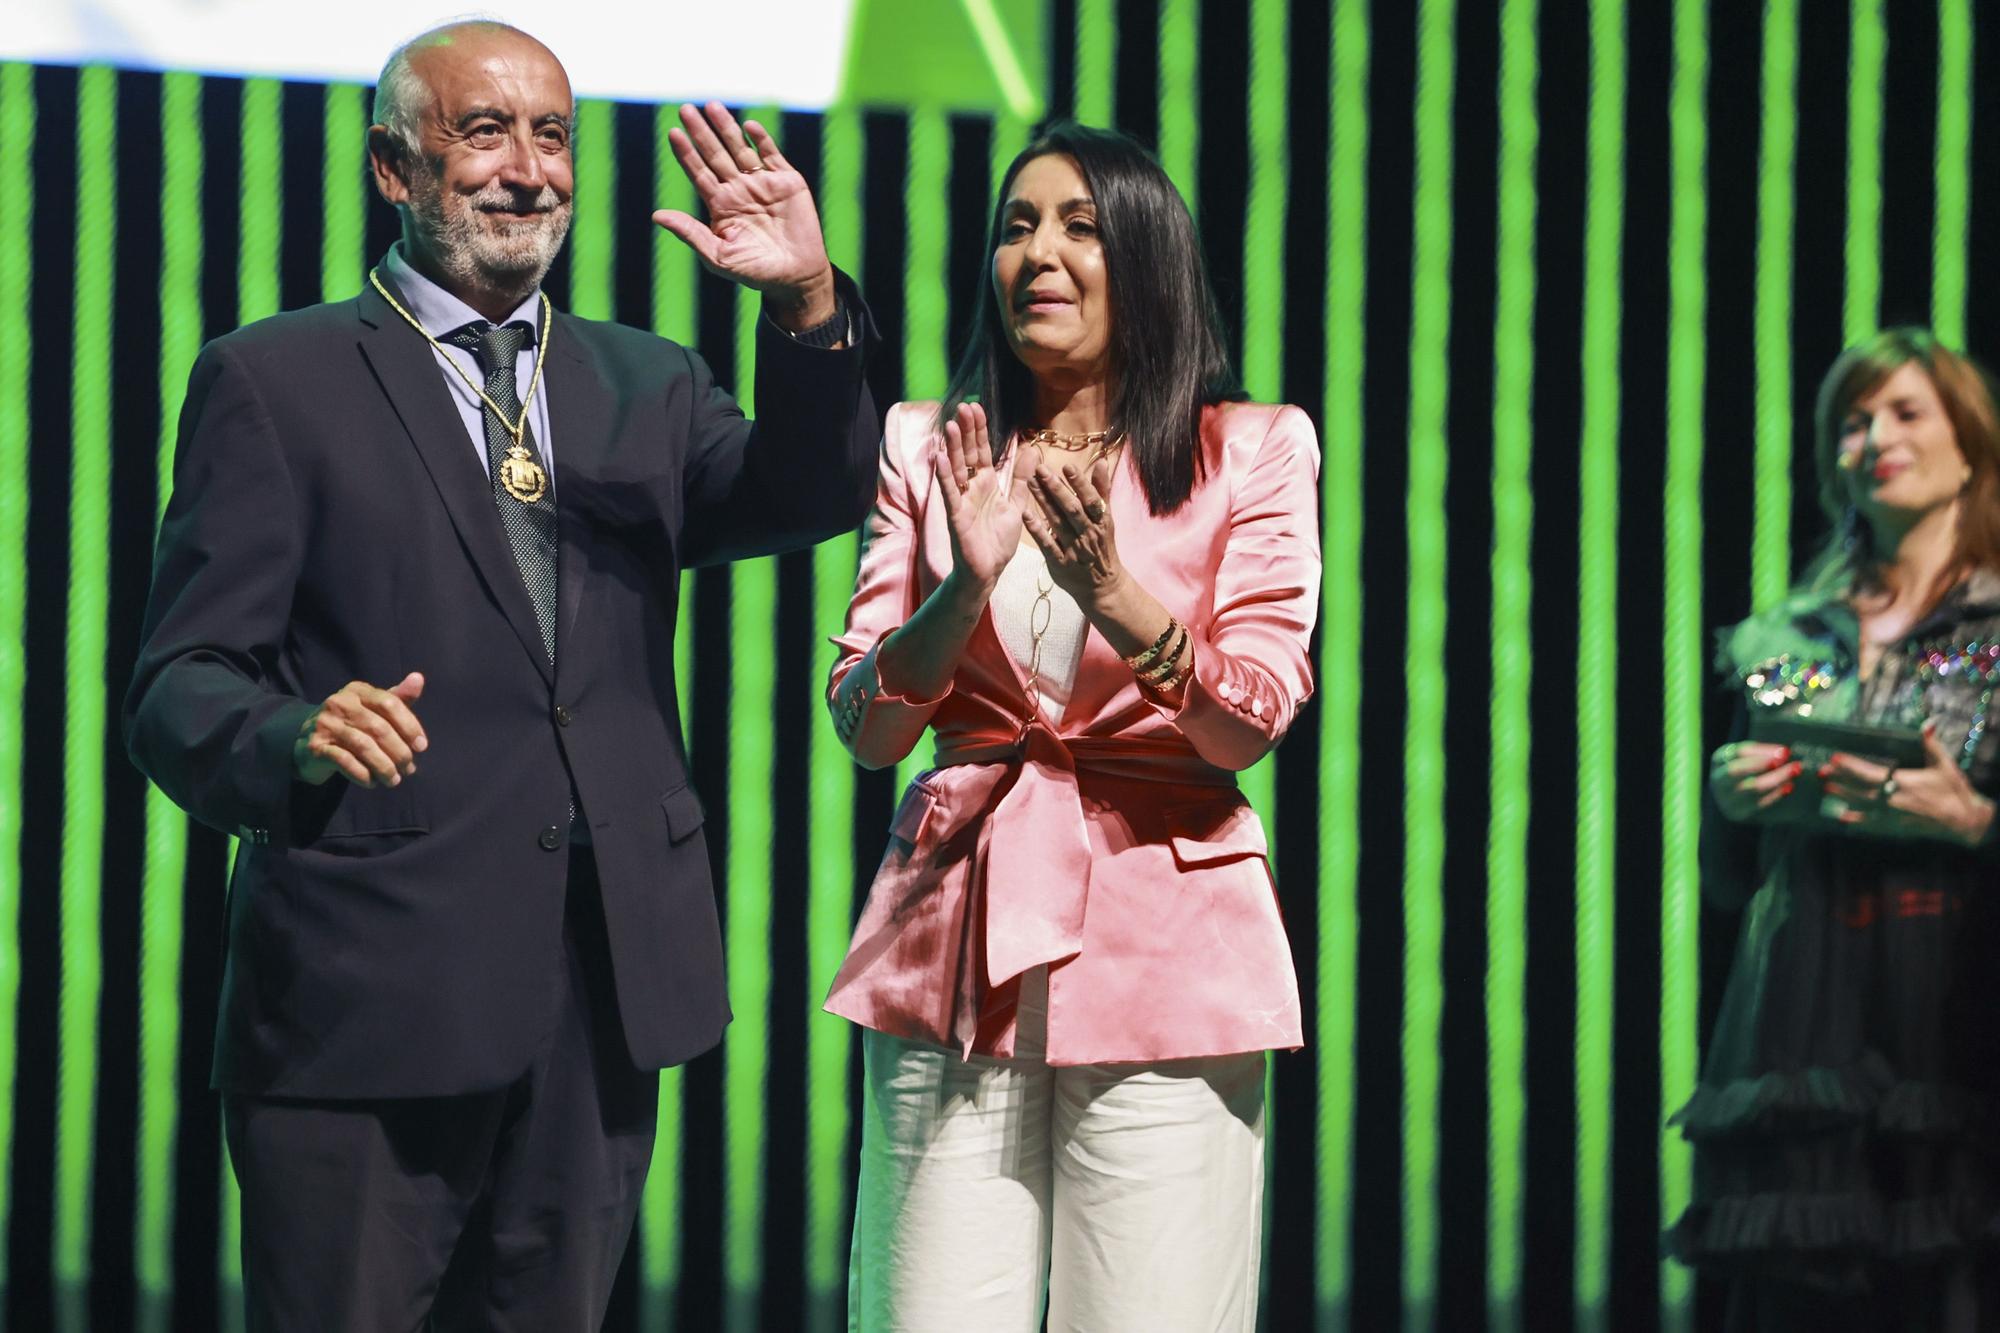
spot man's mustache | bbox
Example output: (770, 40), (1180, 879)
(469, 186), (564, 215)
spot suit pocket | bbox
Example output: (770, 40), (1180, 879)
(886, 774), (940, 851)
(308, 784), (431, 847)
(661, 782), (707, 844)
(1165, 800), (1268, 868)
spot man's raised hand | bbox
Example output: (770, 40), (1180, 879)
(653, 102), (837, 330)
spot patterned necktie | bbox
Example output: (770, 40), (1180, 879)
(444, 321), (558, 661)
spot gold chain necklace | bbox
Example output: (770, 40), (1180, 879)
(1022, 426), (1123, 464)
(368, 268), (555, 504)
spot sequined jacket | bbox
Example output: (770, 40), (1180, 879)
(1706, 569), (2000, 910)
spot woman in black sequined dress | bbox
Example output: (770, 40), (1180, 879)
(1669, 329), (2000, 1331)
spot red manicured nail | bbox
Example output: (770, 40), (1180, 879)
(1779, 783), (1795, 797)
(1766, 755), (1786, 770)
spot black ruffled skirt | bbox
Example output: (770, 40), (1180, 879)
(1665, 835), (2000, 1328)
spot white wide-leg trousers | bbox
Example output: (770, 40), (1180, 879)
(847, 970), (1267, 1332)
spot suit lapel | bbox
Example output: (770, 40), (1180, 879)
(545, 316), (605, 679)
(357, 282), (555, 687)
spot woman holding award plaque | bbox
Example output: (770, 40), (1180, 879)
(1669, 328), (2000, 1329)
(819, 123), (1319, 1329)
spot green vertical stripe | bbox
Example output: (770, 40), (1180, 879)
(1318, 4), (1369, 1323)
(1932, 0), (1972, 346)
(1156, 0), (1200, 213)
(1573, 2), (1624, 1327)
(57, 62), (117, 1303)
(724, 110), (781, 1330)
(1843, 0), (1885, 343)
(804, 102), (865, 1333)
(238, 78), (283, 324)
(569, 99), (616, 322)
(895, 106), (949, 800)
(1751, 0), (1797, 613)
(1073, 0), (1116, 126)
(0, 62), (34, 1299)
(726, 552), (779, 1333)
(320, 83), (366, 301)
(1486, 1), (1537, 1327)
(1403, 0), (1456, 1326)
(1661, 1), (1708, 1326)
(641, 100), (699, 1333)
(137, 70), (203, 1326)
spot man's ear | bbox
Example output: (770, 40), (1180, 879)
(368, 126), (411, 206)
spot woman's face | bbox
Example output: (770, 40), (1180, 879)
(1838, 361), (1972, 523)
(991, 153), (1111, 384)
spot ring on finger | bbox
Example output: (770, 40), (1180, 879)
(1085, 500), (1108, 520)
(1880, 769), (1899, 800)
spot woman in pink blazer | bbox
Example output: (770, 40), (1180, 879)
(824, 123), (1320, 1331)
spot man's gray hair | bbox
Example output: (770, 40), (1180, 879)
(372, 18), (533, 157)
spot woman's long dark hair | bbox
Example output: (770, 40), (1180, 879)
(939, 122), (1244, 515)
(1803, 327), (2000, 612)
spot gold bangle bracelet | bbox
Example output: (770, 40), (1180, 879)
(1122, 619), (1180, 670)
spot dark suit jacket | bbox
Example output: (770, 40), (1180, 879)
(125, 273), (880, 1098)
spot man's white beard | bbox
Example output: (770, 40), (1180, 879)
(405, 155), (573, 301)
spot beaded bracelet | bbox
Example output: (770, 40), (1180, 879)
(1138, 626), (1189, 684)
(1123, 620), (1180, 671)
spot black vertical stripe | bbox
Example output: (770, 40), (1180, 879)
(279, 80), (324, 312)
(1349, 0), (1418, 1324)
(1113, 0), (1160, 147)
(1609, 0), (1673, 1325)
(1521, 3), (1588, 1327)
(1880, 0), (1940, 328)
(1438, 2), (1502, 1326)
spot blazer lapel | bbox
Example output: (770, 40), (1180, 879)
(544, 317), (604, 679)
(356, 283), (555, 687)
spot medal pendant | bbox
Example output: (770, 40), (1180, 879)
(499, 444), (548, 504)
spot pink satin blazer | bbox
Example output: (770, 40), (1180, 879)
(822, 400), (1320, 1064)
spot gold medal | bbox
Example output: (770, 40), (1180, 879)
(499, 445), (549, 504)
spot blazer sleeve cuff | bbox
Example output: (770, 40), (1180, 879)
(830, 637), (951, 766)
(1140, 627), (1297, 771)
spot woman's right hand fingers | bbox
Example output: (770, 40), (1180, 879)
(1710, 742), (1799, 818)
(963, 402), (991, 471)
(942, 418), (968, 497)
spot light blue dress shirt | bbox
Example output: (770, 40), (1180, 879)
(380, 243), (557, 495)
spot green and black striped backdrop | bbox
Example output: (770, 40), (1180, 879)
(3, 0), (1993, 1329)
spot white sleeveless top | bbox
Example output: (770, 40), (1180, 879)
(991, 542), (1087, 726)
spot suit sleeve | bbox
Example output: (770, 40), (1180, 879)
(824, 403), (950, 770)
(123, 339), (325, 842)
(679, 270), (883, 567)
(1146, 404), (1323, 771)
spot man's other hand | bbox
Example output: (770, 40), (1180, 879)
(295, 672), (429, 788)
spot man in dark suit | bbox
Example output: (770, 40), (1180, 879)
(123, 20), (879, 1329)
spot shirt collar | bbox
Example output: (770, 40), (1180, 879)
(381, 241), (543, 339)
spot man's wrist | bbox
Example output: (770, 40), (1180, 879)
(765, 268), (839, 334)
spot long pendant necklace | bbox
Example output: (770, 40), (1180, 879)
(1023, 564), (1055, 720)
(368, 269), (555, 504)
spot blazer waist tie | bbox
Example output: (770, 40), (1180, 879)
(931, 723), (1237, 1053)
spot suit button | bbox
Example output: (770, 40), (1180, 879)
(539, 824), (563, 851)
(555, 705), (573, 726)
